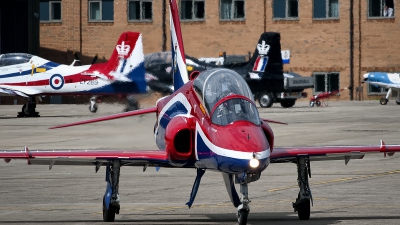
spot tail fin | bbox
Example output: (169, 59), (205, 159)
(169, 0), (189, 91)
(248, 32), (284, 93)
(102, 32), (146, 92)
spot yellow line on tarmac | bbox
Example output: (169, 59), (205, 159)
(268, 170), (400, 192)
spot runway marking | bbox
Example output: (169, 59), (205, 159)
(268, 170), (400, 192)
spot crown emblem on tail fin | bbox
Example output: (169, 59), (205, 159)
(116, 41), (131, 57)
(257, 41), (270, 56)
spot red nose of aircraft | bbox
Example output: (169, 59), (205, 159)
(208, 121), (270, 173)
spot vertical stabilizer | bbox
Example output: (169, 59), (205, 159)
(98, 32), (146, 93)
(169, 0), (189, 91)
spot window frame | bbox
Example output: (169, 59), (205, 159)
(180, 0), (205, 21)
(40, 0), (62, 22)
(128, 0), (153, 22)
(219, 0), (245, 21)
(367, 0), (395, 19)
(88, 0), (114, 22)
(367, 83), (389, 95)
(313, 0), (340, 20)
(273, 0), (299, 20)
(312, 72), (340, 95)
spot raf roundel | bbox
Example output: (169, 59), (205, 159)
(49, 74), (64, 90)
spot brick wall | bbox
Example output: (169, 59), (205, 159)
(36, 0), (400, 101)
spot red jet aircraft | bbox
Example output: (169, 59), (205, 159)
(1, 1), (400, 225)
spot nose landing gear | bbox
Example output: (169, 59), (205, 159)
(17, 96), (40, 117)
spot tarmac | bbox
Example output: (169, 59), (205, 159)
(1, 98), (400, 224)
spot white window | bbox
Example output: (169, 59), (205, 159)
(89, 0), (114, 21)
(181, 0), (205, 20)
(313, 0), (339, 19)
(273, 0), (298, 19)
(220, 0), (245, 20)
(40, 1), (62, 22)
(128, 0), (153, 21)
(312, 72), (340, 94)
(368, 0), (394, 18)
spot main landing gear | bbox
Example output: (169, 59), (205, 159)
(292, 156), (312, 220)
(17, 96), (40, 117)
(103, 160), (121, 222)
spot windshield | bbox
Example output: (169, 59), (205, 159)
(193, 68), (253, 113)
(144, 52), (172, 69)
(211, 98), (260, 126)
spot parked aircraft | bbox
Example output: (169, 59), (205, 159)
(1, 1), (400, 225)
(0, 32), (147, 117)
(363, 72), (400, 105)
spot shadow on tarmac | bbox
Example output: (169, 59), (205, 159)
(2, 212), (400, 224)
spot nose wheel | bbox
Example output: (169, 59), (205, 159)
(17, 96), (40, 117)
(237, 209), (249, 225)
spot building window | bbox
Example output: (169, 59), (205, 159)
(220, 0), (245, 20)
(128, 0), (152, 21)
(89, 0), (114, 21)
(181, 0), (205, 20)
(313, 0), (339, 19)
(273, 0), (298, 19)
(368, 0), (394, 18)
(40, 1), (62, 22)
(313, 72), (339, 94)
(368, 83), (388, 95)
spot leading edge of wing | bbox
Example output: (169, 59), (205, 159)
(270, 140), (400, 163)
(50, 106), (157, 129)
(0, 148), (171, 167)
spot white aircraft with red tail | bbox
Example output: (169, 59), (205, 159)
(1, 1), (400, 225)
(0, 32), (146, 117)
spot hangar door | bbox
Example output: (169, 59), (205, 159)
(0, 0), (39, 54)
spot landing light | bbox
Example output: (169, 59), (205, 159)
(249, 158), (259, 168)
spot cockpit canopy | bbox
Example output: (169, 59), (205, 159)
(0, 53), (33, 67)
(144, 52), (172, 69)
(193, 68), (253, 113)
(193, 68), (259, 126)
(211, 97), (260, 126)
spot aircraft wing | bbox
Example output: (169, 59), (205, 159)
(0, 87), (29, 97)
(270, 141), (400, 163)
(0, 147), (175, 168)
(0, 85), (41, 97)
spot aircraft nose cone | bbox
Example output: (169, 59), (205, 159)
(363, 73), (369, 79)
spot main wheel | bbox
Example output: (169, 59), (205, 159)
(315, 100), (321, 107)
(22, 104), (29, 115)
(89, 104), (98, 113)
(237, 209), (249, 225)
(297, 199), (311, 220)
(380, 98), (388, 105)
(102, 197), (116, 222)
(280, 100), (296, 108)
(258, 92), (274, 108)
(396, 101), (400, 105)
